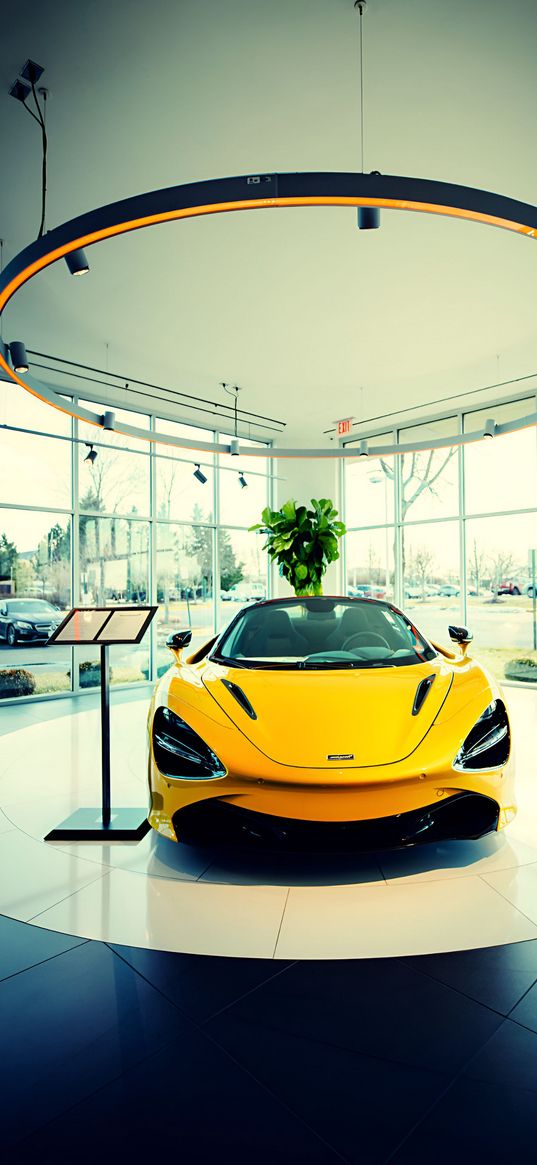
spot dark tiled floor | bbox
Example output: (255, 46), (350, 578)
(1, 914), (537, 1162)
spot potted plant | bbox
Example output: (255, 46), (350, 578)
(250, 498), (346, 596)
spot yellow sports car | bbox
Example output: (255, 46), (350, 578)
(147, 596), (515, 849)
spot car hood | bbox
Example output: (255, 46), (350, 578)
(201, 660), (453, 768)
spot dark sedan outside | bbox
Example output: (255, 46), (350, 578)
(0, 599), (63, 646)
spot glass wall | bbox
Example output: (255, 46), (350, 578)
(0, 383), (271, 699)
(344, 396), (537, 684)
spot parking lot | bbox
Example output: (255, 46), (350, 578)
(2, 592), (536, 693)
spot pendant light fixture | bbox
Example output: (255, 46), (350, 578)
(65, 247), (90, 276)
(9, 340), (29, 373)
(193, 463), (207, 484)
(222, 382), (242, 455)
(84, 443), (97, 464)
(355, 1), (380, 230)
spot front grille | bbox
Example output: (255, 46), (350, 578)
(172, 792), (500, 852)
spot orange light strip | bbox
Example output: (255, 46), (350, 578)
(1, 189), (535, 443)
(1, 194), (534, 316)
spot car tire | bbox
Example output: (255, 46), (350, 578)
(512, 587), (521, 596)
(6, 625), (17, 647)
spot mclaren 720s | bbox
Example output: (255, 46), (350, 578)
(147, 596), (515, 850)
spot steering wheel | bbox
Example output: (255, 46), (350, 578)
(343, 631), (390, 651)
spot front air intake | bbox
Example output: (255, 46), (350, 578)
(221, 679), (257, 719)
(412, 673), (436, 716)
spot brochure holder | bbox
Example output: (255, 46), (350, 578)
(44, 606), (157, 841)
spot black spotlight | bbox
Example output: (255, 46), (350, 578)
(357, 206), (380, 230)
(9, 79), (31, 104)
(84, 444), (97, 465)
(193, 464), (207, 484)
(9, 341), (29, 373)
(65, 248), (90, 276)
(238, 472), (248, 489)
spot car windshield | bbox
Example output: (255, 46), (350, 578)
(7, 601), (56, 615)
(212, 597), (436, 669)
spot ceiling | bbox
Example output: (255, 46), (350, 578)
(1, 0), (537, 446)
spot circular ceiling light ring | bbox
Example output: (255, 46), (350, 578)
(1, 171), (537, 448)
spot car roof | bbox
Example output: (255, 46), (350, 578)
(7, 598), (49, 604)
(242, 595), (400, 613)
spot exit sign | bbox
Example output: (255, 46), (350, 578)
(337, 418), (353, 436)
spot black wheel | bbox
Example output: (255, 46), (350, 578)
(6, 625), (17, 647)
(512, 586), (521, 596)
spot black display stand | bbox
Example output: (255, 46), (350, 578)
(44, 606), (157, 842)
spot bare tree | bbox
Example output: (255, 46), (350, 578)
(468, 539), (487, 596)
(413, 547), (435, 599)
(380, 448), (458, 521)
(157, 462), (177, 521)
(488, 550), (516, 604)
(380, 448), (457, 584)
(367, 540), (380, 584)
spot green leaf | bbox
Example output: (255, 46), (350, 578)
(281, 499), (297, 522)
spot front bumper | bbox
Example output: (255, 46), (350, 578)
(147, 685), (516, 848)
(169, 791), (501, 851)
(13, 627), (55, 641)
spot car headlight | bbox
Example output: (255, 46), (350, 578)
(152, 706), (226, 780)
(15, 621), (32, 630)
(453, 699), (510, 771)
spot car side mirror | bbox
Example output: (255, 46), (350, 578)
(448, 625), (473, 657)
(166, 629), (192, 662)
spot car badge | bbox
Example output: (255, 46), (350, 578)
(327, 753), (354, 761)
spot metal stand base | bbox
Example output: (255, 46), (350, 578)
(45, 808), (150, 842)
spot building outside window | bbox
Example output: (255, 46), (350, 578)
(0, 384), (271, 700)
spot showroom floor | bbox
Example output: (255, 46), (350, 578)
(1, 912), (537, 1161)
(1, 687), (537, 1160)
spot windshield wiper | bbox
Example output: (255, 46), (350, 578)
(297, 659), (396, 670)
(211, 656), (300, 670)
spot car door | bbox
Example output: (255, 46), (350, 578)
(0, 604), (7, 640)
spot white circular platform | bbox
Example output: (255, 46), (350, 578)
(1, 688), (537, 959)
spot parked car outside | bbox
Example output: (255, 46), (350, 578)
(0, 599), (63, 646)
(494, 580), (523, 596)
(438, 584), (460, 597)
(229, 582), (266, 603)
(349, 584), (387, 600)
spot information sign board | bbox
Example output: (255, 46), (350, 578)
(45, 606), (157, 841)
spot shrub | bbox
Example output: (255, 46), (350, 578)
(504, 658), (537, 683)
(0, 668), (36, 698)
(79, 660), (108, 688)
(142, 662), (170, 681)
